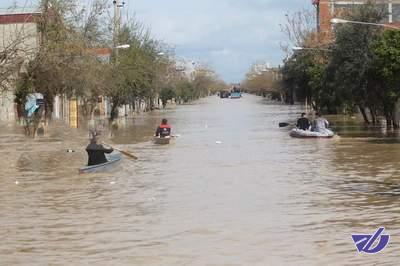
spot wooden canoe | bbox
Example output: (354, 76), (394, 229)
(79, 151), (122, 174)
(153, 136), (171, 145)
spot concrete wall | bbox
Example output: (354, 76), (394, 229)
(0, 22), (38, 51)
(0, 22), (38, 121)
(0, 90), (15, 121)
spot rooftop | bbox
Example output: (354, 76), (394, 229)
(0, 8), (41, 24)
(88, 48), (112, 56)
(0, 7), (40, 16)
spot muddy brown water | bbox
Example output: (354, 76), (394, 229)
(1, 94), (400, 265)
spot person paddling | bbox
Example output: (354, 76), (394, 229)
(313, 112), (329, 132)
(86, 131), (114, 166)
(155, 118), (171, 138)
(296, 113), (311, 131)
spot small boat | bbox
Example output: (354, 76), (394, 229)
(79, 151), (122, 174)
(153, 136), (171, 145)
(290, 128), (335, 138)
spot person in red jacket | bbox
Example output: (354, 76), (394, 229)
(155, 118), (171, 138)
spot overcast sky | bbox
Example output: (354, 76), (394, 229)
(1, 0), (312, 82)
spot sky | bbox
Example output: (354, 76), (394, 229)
(1, 0), (313, 82)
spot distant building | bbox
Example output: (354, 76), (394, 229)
(251, 61), (270, 75)
(175, 58), (197, 80)
(315, 0), (400, 33)
(0, 8), (41, 121)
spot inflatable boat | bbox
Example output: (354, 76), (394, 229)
(289, 128), (334, 138)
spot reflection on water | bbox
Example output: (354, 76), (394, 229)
(1, 95), (400, 265)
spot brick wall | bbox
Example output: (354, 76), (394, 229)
(0, 13), (40, 24)
(319, 0), (332, 33)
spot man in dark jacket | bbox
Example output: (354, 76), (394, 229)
(155, 118), (171, 138)
(86, 134), (113, 166)
(296, 113), (311, 130)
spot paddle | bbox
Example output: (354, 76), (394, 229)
(154, 134), (180, 138)
(279, 122), (291, 127)
(102, 142), (138, 160)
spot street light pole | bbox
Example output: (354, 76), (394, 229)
(330, 18), (400, 30)
(113, 0), (126, 63)
(113, 0), (119, 61)
(292, 46), (332, 52)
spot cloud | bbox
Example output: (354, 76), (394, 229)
(131, 0), (308, 82)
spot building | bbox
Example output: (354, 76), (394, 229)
(175, 58), (197, 80)
(0, 8), (41, 121)
(251, 61), (271, 75)
(314, 0), (400, 33)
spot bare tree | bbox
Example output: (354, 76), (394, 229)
(280, 9), (326, 57)
(0, 10), (37, 93)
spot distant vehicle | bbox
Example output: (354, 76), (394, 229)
(219, 90), (230, 98)
(230, 86), (241, 99)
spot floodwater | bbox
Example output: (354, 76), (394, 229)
(1, 94), (400, 265)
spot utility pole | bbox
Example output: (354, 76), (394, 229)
(312, 0), (320, 33)
(113, 0), (120, 61)
(113, 0), (125, 62)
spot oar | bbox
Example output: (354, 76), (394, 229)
(102, 142), (138, 160)
(279, 122), (291, 127)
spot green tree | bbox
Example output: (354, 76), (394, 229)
(159, 87), (176, 108)
(372, 30), (400, 127)
(328, 1), (384, 123)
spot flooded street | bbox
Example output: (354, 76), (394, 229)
(1, 94), (400, 265)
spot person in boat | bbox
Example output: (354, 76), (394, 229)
(86, 132), (114, 166)
(313, 112), (329, 132)
(155, 118), (171, 138)
(296, 113), (311, 131)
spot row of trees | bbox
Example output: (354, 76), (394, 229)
(4, 0), (224, 122)
(242, 64), (283, 100)
(281, 2), (400, 127)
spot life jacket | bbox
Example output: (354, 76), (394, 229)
(158, 124), (171, 137)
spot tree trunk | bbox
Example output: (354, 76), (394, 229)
(393, 119), (399, 129)
(384, 112), (392, 128)
(150, 98), (155, 110)
(393, 101), (400, 129)
(290, 87), (294, 105)
(110, 103), (119, 121)
(386, 118), (392, 128)
(369, 107), (377, 125)
(383, 104), (394, 128)
(359, 105), (370, 124)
